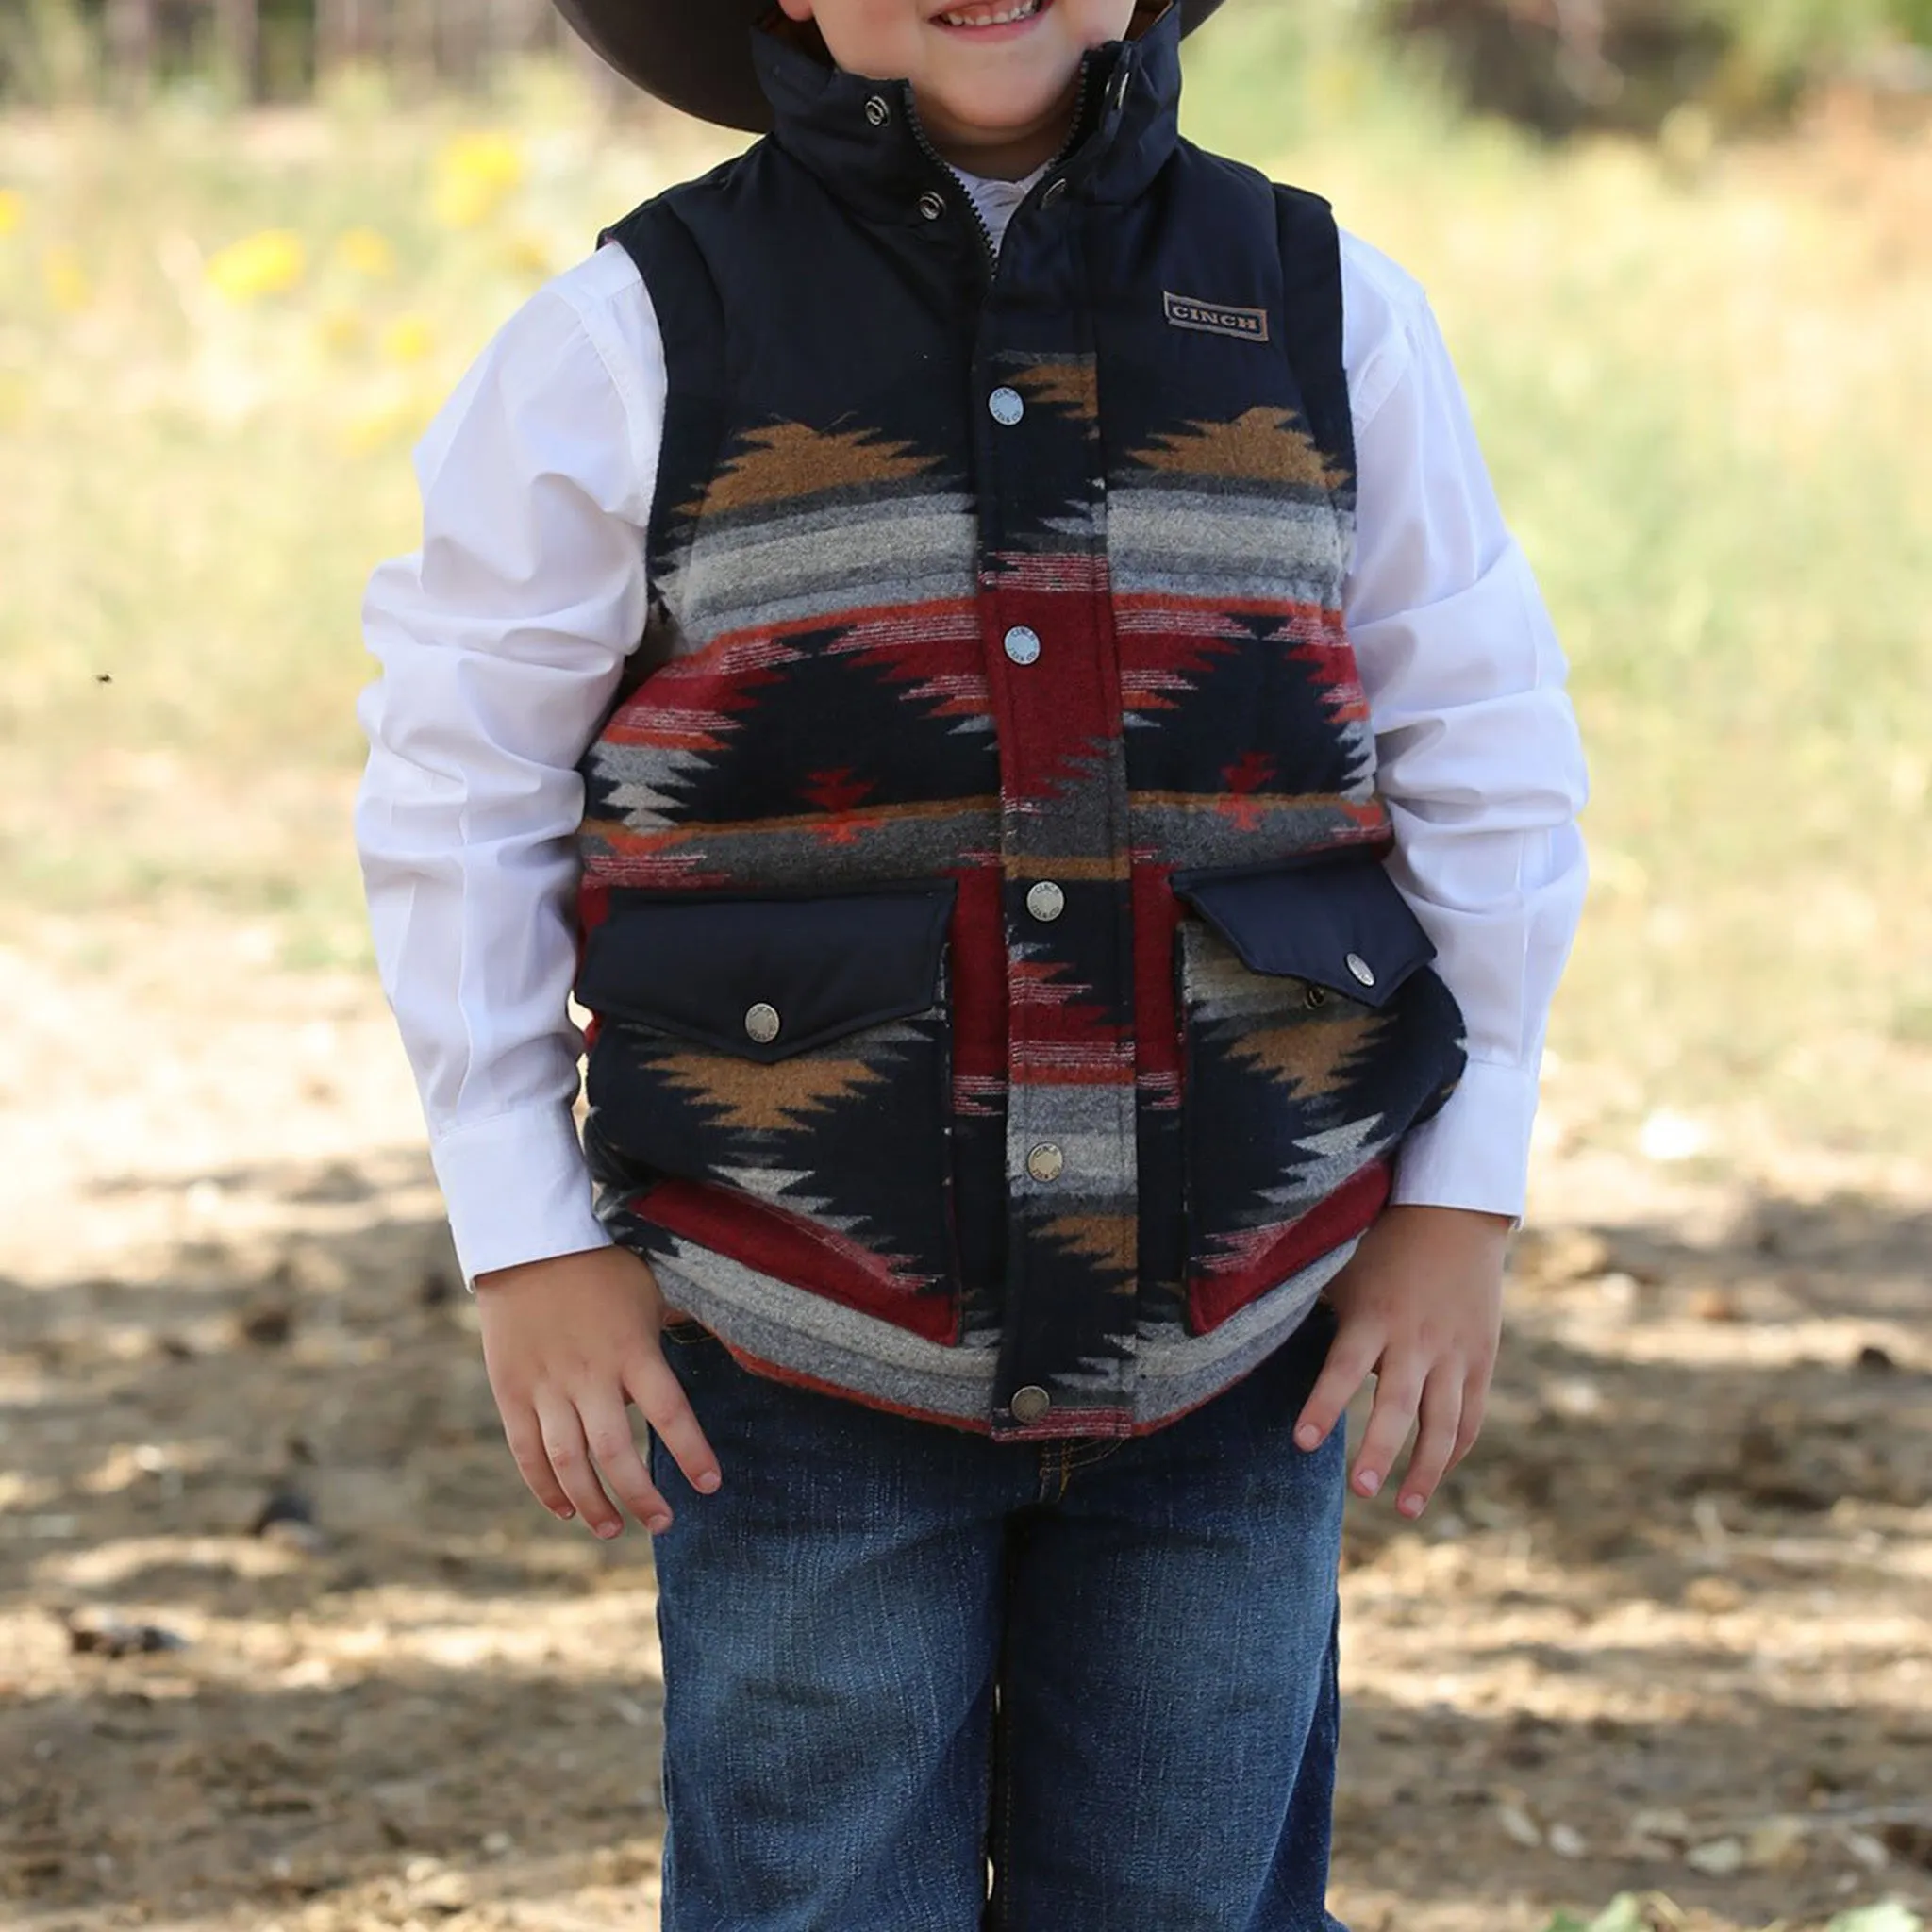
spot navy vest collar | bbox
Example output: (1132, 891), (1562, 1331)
(749, 2), (1185, 232)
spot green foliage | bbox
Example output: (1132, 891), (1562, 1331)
(1378, 0), (1932, 134)
(1542, 1895), (1650, 1932)
(1825, 1906), (1927, 1932)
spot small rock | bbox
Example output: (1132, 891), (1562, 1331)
(1547, 1822), (1586, 1858)
(1688, 1836), (1747, 1875)
(250, 1488), (327, 1552)
(1596, 1271), (1641, 1313)
(1630, 1807), (1693, 1844)
(1683, 1574), (1744, 1613)
(60, 1607), (189, 1657)
(1546, 1376), (1604, 1419)
(1496, 1799), (1543, 1849)
(1744, 1818), (1808, 1870)
(1856, 1344), (1897, 1374)
(1688, 1286), (1743, 1324)
(402, 1858), (469, 1913)
(481, 1831), (514, 1856)
(238, 1301), (294, 1348)
(1841, 1828), (1890, 1872)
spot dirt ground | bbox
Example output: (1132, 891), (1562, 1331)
(2, 883), (1928, 1932)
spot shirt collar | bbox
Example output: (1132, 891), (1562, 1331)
(748, 2), (1185, 235)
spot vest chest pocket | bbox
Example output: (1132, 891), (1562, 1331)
(1169, 856), (1468, 1333)
(577, 883), (964, 1324)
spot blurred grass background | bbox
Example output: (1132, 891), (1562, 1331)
(1, 0), (1930, 1162)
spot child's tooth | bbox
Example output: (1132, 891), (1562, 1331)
(940, 0), (1038, 23)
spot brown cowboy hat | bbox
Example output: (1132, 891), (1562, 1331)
(554, 1), (1231, 133)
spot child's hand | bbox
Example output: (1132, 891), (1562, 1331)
(1293, 1203), (1509, 1520)
(472, 1245), (721, 1539)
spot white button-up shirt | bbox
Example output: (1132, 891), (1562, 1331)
(354, 175), (1591, 1288)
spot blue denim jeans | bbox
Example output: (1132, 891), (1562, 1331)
(645, 1304), (1350, 1932)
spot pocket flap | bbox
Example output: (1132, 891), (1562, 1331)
(1171, 856), (1437, 1010)
(578, 883), (957, 1063)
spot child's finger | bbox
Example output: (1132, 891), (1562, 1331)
(1293, 1324), (1382, 1453)
(1348, 1362), (1424, 1499)
(501, 1401), (578, 1521)
(575, 1390), (675, 1536)
(1395, 1373), (1463, 1519)
(534, 1391), (625, 1538)
(625, 1350), (723, 1501)
(1447, 1361), (1493, 1474)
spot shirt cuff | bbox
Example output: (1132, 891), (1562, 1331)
(428, 1104), (611, 1290)
(1388, 1058), (1543, 1228)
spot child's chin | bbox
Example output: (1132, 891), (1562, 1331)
(929, 73), (1074, 138)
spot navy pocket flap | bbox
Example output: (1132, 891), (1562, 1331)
(1171, 856), (1437, 1010)
(578, 883), (957, 1063)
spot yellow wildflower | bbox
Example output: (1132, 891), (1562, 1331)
(431, 131), (525, 230)
(380, 312), (436, 364)
(0, 189), (23, 237)
(42, 246), (91, 313)
(498, 231), (554, 282)
(316, 308), (367, 357)
(332, 226), (397, 279)
(207, 228), (306, 302)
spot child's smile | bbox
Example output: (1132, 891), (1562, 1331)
(932, 0), (1052, 39)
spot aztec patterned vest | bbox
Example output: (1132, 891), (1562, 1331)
(573, 2), (1467, 1441)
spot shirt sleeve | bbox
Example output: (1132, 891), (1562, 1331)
(353, 249), (666, 1287)
(1341, 240), (1591, 1227)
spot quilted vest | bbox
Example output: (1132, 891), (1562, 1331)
(573, 2), (1467, 1441)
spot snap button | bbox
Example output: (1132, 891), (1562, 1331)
(1041, 177), (1066, 208)
(1003, 625), (1041, 665)
(1025, 1141), (1064, 1183)
(918, 190), (946, 222)
(744, 1002), (781, 1044)
(1302, 983), (1329, 1009)
(1025, 880), (1065, 923)
(1009, 1384), (1052, 1424)
(988, 386), (1024, 426)
(1345, 953), (1376, 988)
(1107, 69), (1130, 112)
(864, 93), (891, 127)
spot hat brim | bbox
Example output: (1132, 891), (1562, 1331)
(555, 0), (1230, 133)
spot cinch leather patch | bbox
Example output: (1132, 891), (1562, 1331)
(1163, 291), (1270, 342)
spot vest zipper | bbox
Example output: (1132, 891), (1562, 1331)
(901, 61), (1096, 284)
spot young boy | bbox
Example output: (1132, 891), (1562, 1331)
(355, 0), (1591, 1923)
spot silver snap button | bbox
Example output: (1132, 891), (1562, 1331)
(1025, 1141), (1064, 1183)
(1009, 1384), (1052, 1424)
(918, 190), (946, 222)
(1041, 177), (1066, 208)
(1303, 983), (1329, 1009)
(1107, 69), (1130, 111)
(988, 386), (1024, 426)
(1345, 953), (1376, 988)
(1003, 625), (1041, 666)
(1025, 880), (1065, 923)
(744, 1002), (781, 1044)
(864, 94), (891, 127)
